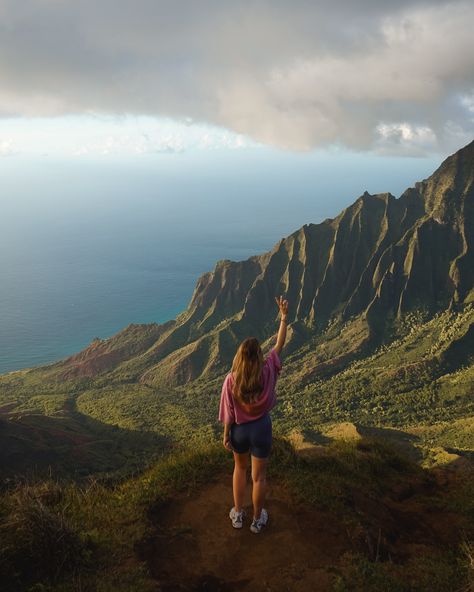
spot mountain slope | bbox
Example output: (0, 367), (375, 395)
(1, 141), (473, 477)
(46, 139), (474, 388)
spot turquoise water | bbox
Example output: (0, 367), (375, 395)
(0, 149), (441, 373)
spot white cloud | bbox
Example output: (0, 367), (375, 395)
(374, 123), (437, 156)
(0, 139), (17, 156)
(70, 119), (255, 156)
(0, 114), (256, 158)
(461, 93), (474, 116)
(0, 0), (473, 154)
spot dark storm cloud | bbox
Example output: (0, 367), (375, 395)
(0, 0), (473, 152)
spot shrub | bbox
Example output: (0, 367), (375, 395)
(0, 481), (94, 590)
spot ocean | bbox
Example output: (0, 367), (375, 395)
(0, 148), (441, 373)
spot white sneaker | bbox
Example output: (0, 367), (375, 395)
(229, 507), (246, 528)
(250, 508), (268, 533)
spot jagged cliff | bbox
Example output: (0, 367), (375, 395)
(52, 140), (474, 387)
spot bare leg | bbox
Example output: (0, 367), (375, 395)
(251, 455), (268, 520)
(232, 451), (249, 512)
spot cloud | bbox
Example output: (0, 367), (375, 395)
(68, 117), (253, 157)
(0, 0), (473, 153)
(73, 130), (186, 156)
(0, 138), (17, 156)
(374, 123), (437, 156)
(0, 114), (255, 158)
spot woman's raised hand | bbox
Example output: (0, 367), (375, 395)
(275, 295), (288, 320)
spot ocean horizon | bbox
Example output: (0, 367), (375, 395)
(1, 149), (442, 374)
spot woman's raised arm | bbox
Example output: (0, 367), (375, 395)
(274, 295), (288, 355)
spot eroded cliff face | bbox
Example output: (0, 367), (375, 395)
(56, 140), (474, 387)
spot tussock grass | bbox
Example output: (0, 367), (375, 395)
(0, 436), (472, 591)
(333, 548), (468, 592)
(0, 440), (230, 592)
(0, 481), (94, 590)
(268, 435), (421, 517)
(270, 435), (473, 591)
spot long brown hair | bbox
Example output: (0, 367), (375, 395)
(231, 337), (264, 414)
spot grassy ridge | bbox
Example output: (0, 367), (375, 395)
(0, 436), (472, 591)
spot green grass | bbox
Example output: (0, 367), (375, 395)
(1, 436), (472, 592)
(0, 441), (230, 592)
(333, 548), (468, 592)
(268, 436), (422, 518)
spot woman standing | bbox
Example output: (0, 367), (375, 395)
(218, 295), (288, 533)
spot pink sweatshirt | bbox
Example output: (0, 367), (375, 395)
(218, 348), (282, 425)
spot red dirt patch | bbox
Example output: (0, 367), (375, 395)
(138, 460), (473, 592)
(140, 475), (353, 591)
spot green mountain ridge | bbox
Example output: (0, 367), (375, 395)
(50, 139), (474, 387)
(1, 139), (473, 479)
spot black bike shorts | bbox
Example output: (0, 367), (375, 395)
(229, 412), (272, 458)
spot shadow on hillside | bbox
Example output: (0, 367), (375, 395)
(291, 424), (426, 463)
(444, 446), (474, 461)
(358, 425), (424, 463)
(301, 427), (332, 445)
(361, 427), (474, 467)
(0, 406), (172, 488)
(297, 423), (474, 468)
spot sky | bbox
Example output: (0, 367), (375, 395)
(1, 0), (474, 160)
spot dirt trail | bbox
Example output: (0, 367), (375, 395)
(139, 461), (472, 592)
(142, 474), (350, 591)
